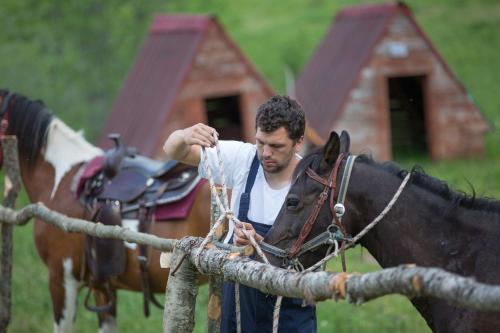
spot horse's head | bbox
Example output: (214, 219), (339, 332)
(264, 130), (354, 268)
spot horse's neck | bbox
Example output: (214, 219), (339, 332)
(354, 166), (500, 331)
(354, 167), (496, 272)
(22, 118), (102, 202)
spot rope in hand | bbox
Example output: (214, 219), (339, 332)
(194, 131), (287, 333)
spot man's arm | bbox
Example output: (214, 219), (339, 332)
(163, 123), (218, 166)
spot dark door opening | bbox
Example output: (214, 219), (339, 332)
(205, 95), (243, 140)
(388, 76), (428, 159)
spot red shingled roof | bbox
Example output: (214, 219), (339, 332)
(99, 14), (276, 156)
(295, 2), (475, 139)
(99, 15), (210, 155)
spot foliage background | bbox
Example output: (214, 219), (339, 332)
(1, 0), (499, 332)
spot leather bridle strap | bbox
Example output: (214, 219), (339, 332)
(330, 155), (356, 271)
(335, 155), (357, 218)
(287, 153), (344, 259)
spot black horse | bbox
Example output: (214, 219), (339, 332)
(265, 131), (500, 333)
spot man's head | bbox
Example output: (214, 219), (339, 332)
(255, 96), (305, 173)
(255, 95), (305, 143)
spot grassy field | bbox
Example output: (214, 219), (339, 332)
(4, 0), (500, 332)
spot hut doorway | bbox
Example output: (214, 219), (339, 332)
(205, 95), (243, 140)
(388, 75), (428, 159)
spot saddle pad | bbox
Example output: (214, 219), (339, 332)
(74, 155), (104, 197)
(155, 179), (206, 220)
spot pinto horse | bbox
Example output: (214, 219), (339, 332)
(0, 90), (211, 333)
(265, 131), (500, 332)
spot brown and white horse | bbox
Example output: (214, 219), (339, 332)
(0, 90), (211, 332)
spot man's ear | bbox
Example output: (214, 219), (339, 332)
(339, 130), (350, 154)
(294, 136), (305, 153)
(323, 131), (340, 165)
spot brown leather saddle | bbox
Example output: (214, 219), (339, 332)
(80, 134), (199, 316)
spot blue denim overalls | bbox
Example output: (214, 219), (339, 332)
(220, 154), (317, 333)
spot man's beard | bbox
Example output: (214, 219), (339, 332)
(259, 149), (294, 174)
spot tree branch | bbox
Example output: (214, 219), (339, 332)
(0, 203), (176, 252)
(179, 237), (500, 312)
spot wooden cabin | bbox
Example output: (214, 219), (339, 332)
(296, 2), (489, 160)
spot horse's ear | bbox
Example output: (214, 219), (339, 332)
(323, 131), (340, 165)
(339, 130), (350, 154)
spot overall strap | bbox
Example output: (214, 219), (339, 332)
(237, 153), (259, 221)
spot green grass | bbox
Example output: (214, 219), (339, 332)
(4, 0), (500, 332)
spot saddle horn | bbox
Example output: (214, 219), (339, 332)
(104, 133), (138, 179)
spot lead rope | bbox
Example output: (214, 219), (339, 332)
(304, 172), (411, 273)
(195, 133), (285, 333)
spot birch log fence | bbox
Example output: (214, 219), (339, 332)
(3, 203), (500, 332)
(2, 136), (500, 332)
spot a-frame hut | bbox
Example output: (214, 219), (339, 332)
(99, 15), (275, 158)
(296, 2), (488, 160)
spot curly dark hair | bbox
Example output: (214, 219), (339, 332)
(255, 95), (305, 141)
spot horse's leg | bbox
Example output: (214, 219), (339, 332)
(93, 287), (117, 333)
(50, 258), (81, 333)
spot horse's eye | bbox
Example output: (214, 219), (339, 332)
(286, 194), (301, 211)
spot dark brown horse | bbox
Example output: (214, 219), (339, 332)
(265, 130), (500, 333)
(0, 90), (211, 333)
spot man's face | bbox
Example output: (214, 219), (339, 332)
(255, 127), (302, 173)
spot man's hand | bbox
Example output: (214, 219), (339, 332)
(163, 123), (218, 165)
(181, 123), (218, 148)
(233, 222), (263, 246)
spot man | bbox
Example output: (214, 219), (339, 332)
(163, 95), (316, 333)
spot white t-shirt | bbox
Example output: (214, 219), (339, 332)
(199, 141), (291, 243)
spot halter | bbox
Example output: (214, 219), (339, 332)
(260, 153), (358, 269)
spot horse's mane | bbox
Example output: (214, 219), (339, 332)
(0, 90), (53, 168)
(295, 148), (500, 213)
(356, 154), (500, 214)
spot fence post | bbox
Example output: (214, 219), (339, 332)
(163, 243), (199, 333)
(206, 187), (224, 333)
(0, 136), (21, 333)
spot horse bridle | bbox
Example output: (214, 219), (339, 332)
(260, 153), (358, 269)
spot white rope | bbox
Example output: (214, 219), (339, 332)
(349, 172), (411, 245)
(195, 134), (277, 332)
(303, 239), (339, 273)
(272, 295), (283, 333)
